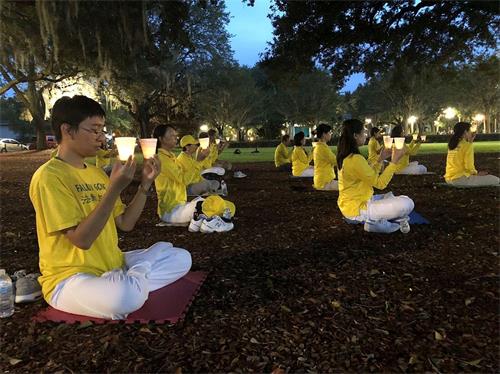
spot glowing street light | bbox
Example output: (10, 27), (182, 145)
(199, 124), (209, 132)
(443, 107), (457, 120)
(365, 118), (372, 125)
(407, 116), (418, 125)
(473, 113), (485, 122)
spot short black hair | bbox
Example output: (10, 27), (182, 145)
(51, 95), (105, 142)
(293, 131), (305, 146)
(208, 129), (217, 137)
(391, 125), (403, 138)
(370, 127), (380, 137)
(281, 134), (290, 142)
(199, 131), (209, 139)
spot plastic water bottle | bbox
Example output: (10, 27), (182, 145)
(0, 269), (14, 318)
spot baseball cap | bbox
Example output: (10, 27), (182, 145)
(180, 135), (199, 148)
(201, 195), (236, 218)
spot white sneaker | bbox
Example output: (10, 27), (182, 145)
(188, 213), (207, 232)
(233, 171), (247, 178)
(215, 180), (228, 196)
(200, 215), (234, 233)
(394, 217), (411, 234)
(363, 219), (400, 233)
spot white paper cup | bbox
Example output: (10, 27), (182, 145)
(412, 133), (418, 141)
(312, 142), (318, 148)
(383, 136), (393, 149)
(199, 137), (210, 149)
(139, 138), (157, 159)
(394, 137), (405, 150)
(421, 135), (427, 142)
(115, 137), (136, 161)
(216, 139), (221, 145)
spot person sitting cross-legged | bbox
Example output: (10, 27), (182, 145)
(29, 95), (192, 320)
(152, 124), (235, 227)
(177, 135), (226, 196)
(313, 124), (338, 191)
(391, 125), (428, 175)
(337, 119), (414, 234)
(274, 134), (292, 172)
(291, 131), (314, 177)
(444, 122), (499, 187)
(367, 127), (383, 169)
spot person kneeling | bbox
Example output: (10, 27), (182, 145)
(30, 96), (192, 320)
(274, 134), (292, 172)
(313, 124), (338, 191)
(337, 119), (414, 233)
(445, 122), (499, 187)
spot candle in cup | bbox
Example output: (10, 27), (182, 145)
(412, 133), (418, 141)
(312, 141), (318, 148)
(394, 137), (405, 150)
(421, 135), (427, 142)
(216, 138), (221, 145)
(383, 135), (393, 149)
(199, 137), (209, 149)
(114, 137), (137, 161)
(139, 138), (157, 159)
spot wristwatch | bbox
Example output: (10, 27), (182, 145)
(138, 184), (153, 196)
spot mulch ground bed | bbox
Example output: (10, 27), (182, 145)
(0, 151), (499, 373)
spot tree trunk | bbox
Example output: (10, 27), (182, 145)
(34, 118), (47, 150)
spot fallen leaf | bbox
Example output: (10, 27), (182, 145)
(250, 337), (259, 344)
(9, 357), (22, 365)
(434, 330), (445, 341)
(77, 321), (93, 329)
(280, 305), (291, 313)
(369, 269), (380, 276)
(465, 297), (475, 306)
(331, 300), (342, 309)
(462, 358), (482, 367)
(328, 273), (337, 279)
(369, 290), (378, 298)
(408, 354), (419, 365)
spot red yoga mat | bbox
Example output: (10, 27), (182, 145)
(32, 271), (207, 324)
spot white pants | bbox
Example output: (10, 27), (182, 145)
(316, 179), (339, 191)
(49, 242), (192, 320)
(448, 174), (500, 187)
(350, 192), (414, 222)
(295, 167), (314, 177)
(187, 179), (219, 195)
(396, 161), (428, 175)
(161, 197), (204, 224)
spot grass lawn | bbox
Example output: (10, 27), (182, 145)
(86, 141), (499, 165)
(217, 141), (500, 163)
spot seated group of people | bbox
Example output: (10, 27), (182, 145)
(274, 119), (499, 234)
(28, 95), (499, 321)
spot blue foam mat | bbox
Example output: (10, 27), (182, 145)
(344, 210), (430, 225)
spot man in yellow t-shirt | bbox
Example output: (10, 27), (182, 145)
(274, 134), (292, 171)
(29, 95), (191, 320)
(177, 135), (225, 196)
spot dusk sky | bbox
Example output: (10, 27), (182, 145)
(225, 0), (366, 93)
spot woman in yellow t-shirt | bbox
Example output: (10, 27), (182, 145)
(291, 131), (313, 177)
(367, 127), (383, 168)
(313, 124), (338, 190)
(337, 119), (414, 233)
(274, 134), (292, 171)
(152, 125), (235, 228)
(390, 125), (428, 175)
(444, 122), (499, 187)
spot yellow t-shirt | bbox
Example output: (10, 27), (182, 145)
(367, 137), (382, 167)
(338, 154), (398, 218)
(444, 139), (477, 182)
(313, 142), (336, 189)
(198, 143), (219, 169)
(274, 143), (290, 167)
(176, 151), (203, 184)
(291, 146), (312, 176)
(95, 149), (113, 168)
(394, 140), (421, 172)
(155, 149), (190, 217)
(50, 147), (58, 159)
(29, 158), (125, 302)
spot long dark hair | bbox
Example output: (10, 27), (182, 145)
(316, 123), (332, 139)
(448, 122), (471, 150)
(391, 125), (403, 138)
(337, 119), (364, 170)
(293, 131), (305, 146)
(370, 127), (380, 137)
(152, 124), (176, 152)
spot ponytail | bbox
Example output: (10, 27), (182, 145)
(448, 122), (471, 150)
(337, 119), (364, 170)
(316, 123), (332, 140)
